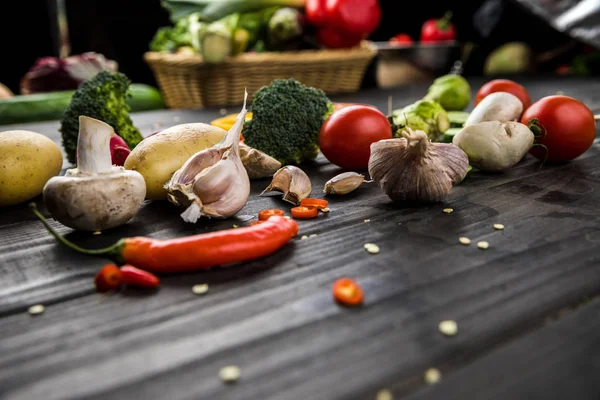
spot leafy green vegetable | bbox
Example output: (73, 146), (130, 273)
(243, 78), (334, 165)
(424, 74), (471, 111)
(391, 100), (450, 141)
(150, 13), (205, 52)
(60, 71), (143, 164)
(161, 0), (304, 23)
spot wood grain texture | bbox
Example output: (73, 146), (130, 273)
(1, 77), (600, 400)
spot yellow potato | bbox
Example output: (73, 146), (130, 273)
(124, 123), (226, 200)
(0, 130), (63, 206)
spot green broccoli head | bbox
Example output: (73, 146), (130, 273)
(60, 71), (143, 164)
(242, 78), (334, 165)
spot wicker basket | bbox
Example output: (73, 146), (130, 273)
(144, 41), (378, 109)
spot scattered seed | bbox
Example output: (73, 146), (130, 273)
(284, 216), (291, 219)
(493, 224), (504, 230)
(364, 219), (371, 223)
(477, 241), (489, 250)
(439, 320), (458, 336)
(219, 108), (228, 116)
(442, 208), (453, 214)
(28, 304), (45, 315)
(321, 207), (330, 213)
(459, 237), (471, 245)
(232, 224), (239, 228)
(309, 234), (317, 237)
(93, 231), (102, 235)
(376, 389), (394, 400)
(220, 365), (241, 383)
(364, 243), (380, 254)
(192, 284), (209, 295)
(301, 235), (308, 240)
(424, 368), (441, 385)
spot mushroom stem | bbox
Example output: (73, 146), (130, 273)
(76, 116), (114, 174)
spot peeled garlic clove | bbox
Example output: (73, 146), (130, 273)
(261, 165), (311, 205)
(368, 128), (469, 202)
(323, 172), (368, 195)
(239, 142), (282, 179)
(165, 91), (250, 223)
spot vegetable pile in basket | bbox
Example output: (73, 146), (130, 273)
(150, 0), (383, 62)
(1, 68), (596, 298)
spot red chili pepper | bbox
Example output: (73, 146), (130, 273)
(30, 203), (298, 274)
(94, 264), (121, 292)
(258, 209), (285, 221)
(300, 198), (329, 210)
(332, 278), (364, 306)
(120, 265), (160, 288)
(291, 206), (319, 219)
(389, 33), (413, 45)
(420, 11), (456, 43)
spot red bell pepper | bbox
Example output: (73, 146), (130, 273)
(307, 0), (382, 49)
(420, 11), (456, 43)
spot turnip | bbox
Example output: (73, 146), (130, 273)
(452, 121), (535, 172)
(465, 92), (523, 126)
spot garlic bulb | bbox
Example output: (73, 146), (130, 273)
(323, 172), (369, 195)
(261, 166), (311, 205)
(368, 128), (469, 202)
(239, 142), (282, 179)
(165, 92), (250, 223)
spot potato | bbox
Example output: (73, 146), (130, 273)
(0, 130), (63, 206)
(124, 123), (226, 200)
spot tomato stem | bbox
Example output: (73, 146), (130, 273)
(29, 202), (123, 261)
(530, 143), (549, 169)
(527, 118), (546, 139)
(437, 11), (453, 30)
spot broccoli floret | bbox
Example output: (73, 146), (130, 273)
(243, 78), (334, 165)
(60, 71), (143, 164)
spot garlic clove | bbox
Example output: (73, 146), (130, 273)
(239, 142), (282, 179)
(261, 165), (312, 205)
(323, 172), (369, 195)
(368, 128), (469, 203)
(165, 91), (250, 223)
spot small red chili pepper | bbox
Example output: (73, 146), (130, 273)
(30, 203), (298, 274)
(94, 264), (122, 292)
(300, 198), (329, 210)
(258, 209), (285, 221)
(120, 265), (160, 288)
(332, 278), (364, 306)
(389, 33), (413, 45)
(291, 206), (319, 219)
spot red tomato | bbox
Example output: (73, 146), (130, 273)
(325, 0), (382, 36)
(389, 33), (413, 45)
(420, 12), (456, 43)
(475, 79), (531, 111)
(316, 26), (363, 49)
(319, 105), (392, 169)
(521, 95), (596, 162)
(306, 0), (327, 27)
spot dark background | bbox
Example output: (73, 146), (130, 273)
(0, 0), (593, 94)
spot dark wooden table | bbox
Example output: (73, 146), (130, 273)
(1, 77), (600, 400)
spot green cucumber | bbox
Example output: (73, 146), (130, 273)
(441, 127), (462, 143)
(447, 111), (470, 128)
(0, 84), (164, 125)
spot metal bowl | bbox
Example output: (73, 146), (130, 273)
(372, 41), (462, 88)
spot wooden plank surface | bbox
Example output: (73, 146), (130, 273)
(1, 77), (600, 400)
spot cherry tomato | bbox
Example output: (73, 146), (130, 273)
(300, 198), (329, 210)
(475, 79), (531, 111)
(521, 95), (596, 162)
(332, 278), (364, 306)
(258, 209), (285, 221)
(319, 105), (392, 170)
(389, 33), (413, 45)
(94, 264), (122, 293)
(291, 206), (319, 219)
(325, 0), (382, 36)
(420, 12), (456, 43)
